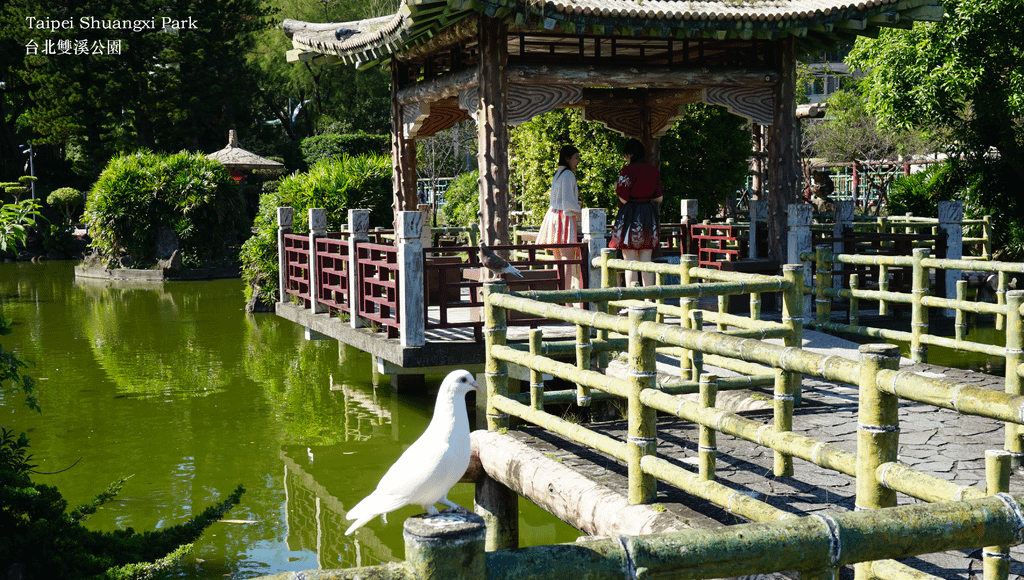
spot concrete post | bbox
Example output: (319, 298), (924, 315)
(939, 200), (963, 312)
(276, 206), (293, 303)
(698, 373), (718, 481)
(833, 200), (855, 291)
(474, 475), (518, 552)
(403, 512), (486, 580)
(748, 199), (760, 259)
(787, 204), (813, 321)
(681, 199), (698, 255)
(782, 263), (804, 407)
(983, 450), (1012, 580)
(627, 305), (658, 505)
(911, 248), (929, 363)
(484, 280), (509, 432)
(309, 208), (327, 314)
(397, 211), (425, 347)
(854, 343), (901, 580)
(418, 203), (433, 248)
(1004, 291), (1024, 467)
(348, 209), (370, 329)
(583, 208), (607, 296)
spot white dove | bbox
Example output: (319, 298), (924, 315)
(344, 369), (482, 535)
(479, 243), (524, 278)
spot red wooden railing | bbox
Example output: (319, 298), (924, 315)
(357, 240), (401, 338)
(283, 233), (311, 307)
(315, 234), (350, 317)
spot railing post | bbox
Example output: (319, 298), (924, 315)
(348, 209), (369, 329)
(576, 323), (592, 407)
(404, 512), (486, 580)
(815, 247), (832, 327)
(583, 208), (607, 301)
(276, 206), (293, 303)
(398, 211), (425, 347)
(955, 280), (968, 342)
(996, 271), (1008, 332)
(878, 263), (890, 316)
(689, 310), (704, 382)
(983, 215), (993, 259)
(939, 200), (963, 313)
(854, 343), (901, 580)
(1004, 290), (1024, 467)
(598, 248), (615, 369)
(628, 305), (658, 505)
(788, 204), (813, 322)
(529, 329), (544, 411)
(849, 273), (860, 327)
(418, 203), (432, 248)
(679, 255), (698, 377)
(309, 208), (327, 314)
(911, 247), (929, 363)
(699, 373), (718, 481)
(782, 263), (804, 405)
(983, 450), (1012, 580)
(484, 280), (509, 432)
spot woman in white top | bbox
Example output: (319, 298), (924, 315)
(536, 145), (582, 290)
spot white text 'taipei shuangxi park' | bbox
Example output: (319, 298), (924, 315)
(24, 16), (199, 32)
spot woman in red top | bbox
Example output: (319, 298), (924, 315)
(608, 138), (662, 288)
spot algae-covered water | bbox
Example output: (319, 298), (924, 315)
(0, 261), (579, 578)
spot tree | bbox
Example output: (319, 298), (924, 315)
(801, 87), (934, 211)
(846, 0), (1023, 182)
(510, 108), (622, 225)
(2, 0), (273, 175)
(659, 103), (753, 222)
(847, 0), (1024, 254)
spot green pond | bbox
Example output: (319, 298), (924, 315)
(0, 261), (580, 578)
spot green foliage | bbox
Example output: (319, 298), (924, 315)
(0, 176), (36, 203)
(84, 151), (248, 267)
(887, 162), (953, 217)
(240, 153), (392, 308)
(847, 0), (1023, 183)
(47, 187), (83, 224)
(510, 108), (622, 225)
(300, 133), (390, 168)
(0, 315), (37, 411)
(659, 103), (753, 221)
(0, 199), (42, 255)
(0, 428), (245, 579)
(441, 170), (481, 225)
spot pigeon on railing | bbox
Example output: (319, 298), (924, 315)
(479, 243), (524, 278)
(344, 370), (482, 535)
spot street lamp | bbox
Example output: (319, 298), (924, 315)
(19, 144), (35, 200)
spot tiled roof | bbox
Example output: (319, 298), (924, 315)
(284, 0), (942, 67)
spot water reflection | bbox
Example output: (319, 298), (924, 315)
(0, 261), (578, 579)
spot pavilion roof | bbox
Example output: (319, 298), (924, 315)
(206, 130), (285, 171)
(284, 0), (943, 68)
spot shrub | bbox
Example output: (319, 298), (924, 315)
(240, 153), (392, 309)
(300, 133), (389, 168)
(887, 162), (951, 217)
(47, 187), (83, 224)
(84, 151), (248, 267)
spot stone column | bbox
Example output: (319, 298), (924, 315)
(276, 206), (293, 303)
(348, 209), (370, 329)
(939, 200), (963, 310)
(404, 512), (486, 580)
(397, 210), (425, 347)
(787, 204), (813, 321)
(308, 208), (327, 314)
(583, 208), (607, 295)
(833, 200), (855, 291)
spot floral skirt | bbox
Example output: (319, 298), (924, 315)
(608, 201), (659, 250)
(536, 209), (578, 246)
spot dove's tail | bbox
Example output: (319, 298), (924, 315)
(345, 514), (376, 535)
(504, 266), (524, 278)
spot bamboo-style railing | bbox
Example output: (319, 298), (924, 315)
(475, 253), (1024, 580)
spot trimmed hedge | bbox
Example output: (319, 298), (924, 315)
(84, 151), (248, 267)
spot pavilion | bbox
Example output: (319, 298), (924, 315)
(282, 0), (943, 263)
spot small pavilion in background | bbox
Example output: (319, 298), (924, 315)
(282, 0), (942, 263)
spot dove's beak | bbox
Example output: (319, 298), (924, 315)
(471, 379), (483, 393)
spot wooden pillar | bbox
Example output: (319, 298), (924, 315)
(391, 60), (418, 222)
(767, 37), (799, 264)
(476, 15), (510, 247)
